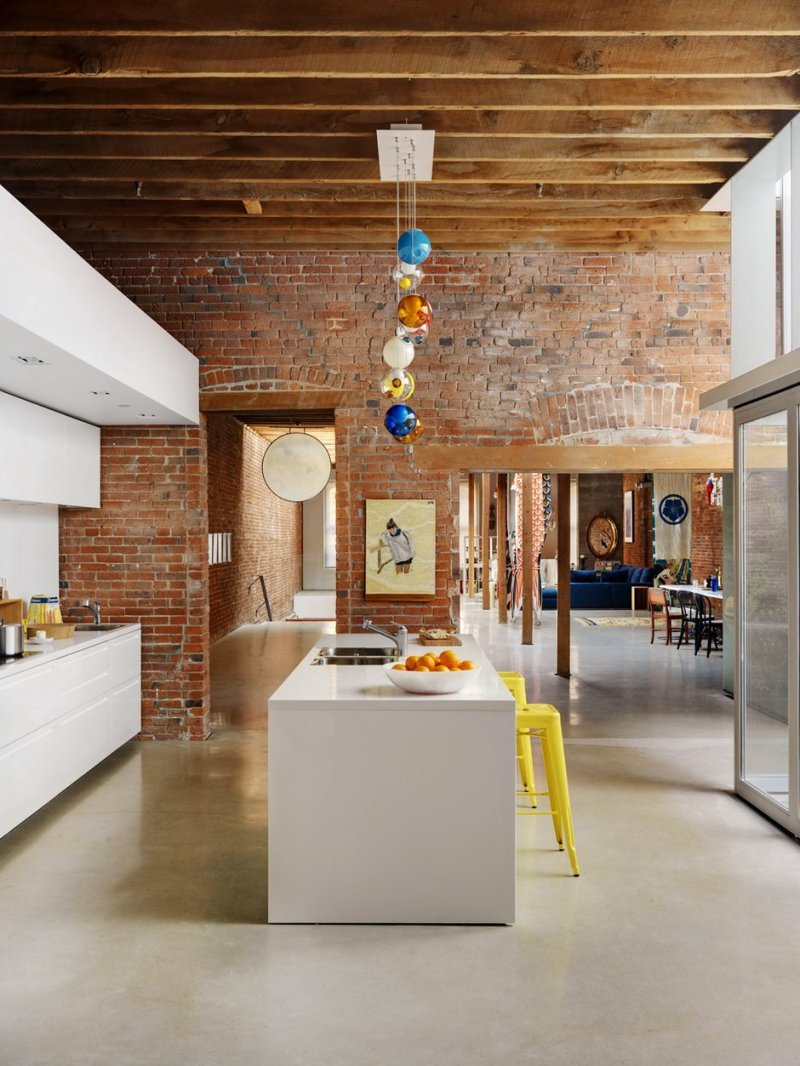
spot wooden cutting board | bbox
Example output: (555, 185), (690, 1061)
(417, 633), (462, 646)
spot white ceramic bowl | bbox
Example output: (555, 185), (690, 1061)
(384, 663), (482, 695)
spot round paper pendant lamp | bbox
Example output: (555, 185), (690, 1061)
(261, 433), (332, 502)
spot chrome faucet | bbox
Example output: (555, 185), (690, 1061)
(80, 599), (102, 625)
(362, 618), (408, 657)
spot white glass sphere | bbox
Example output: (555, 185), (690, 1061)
(382, 335), (414, 369)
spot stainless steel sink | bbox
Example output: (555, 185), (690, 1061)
(73, 623), (126, 631)
(316, 645), (396, 658)
(311, 647), (398, 666)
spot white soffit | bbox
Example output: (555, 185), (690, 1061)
(377, 127), (435, 182)
(0, 185), (199, 426)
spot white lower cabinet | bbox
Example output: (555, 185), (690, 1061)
(0, 628), (141, 839)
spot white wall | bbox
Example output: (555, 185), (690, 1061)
(302, 475), (335, 590)
(727, 117), (797, 377)
(0, 502), (59, 609)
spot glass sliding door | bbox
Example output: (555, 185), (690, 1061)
(735, 390), (798, 833)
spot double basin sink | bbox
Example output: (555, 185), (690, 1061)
(310, 645), (398, 666)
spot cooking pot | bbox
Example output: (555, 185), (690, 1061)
(0, 621), (24, 657)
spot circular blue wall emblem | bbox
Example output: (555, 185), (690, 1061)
(659, 494), (688, 525)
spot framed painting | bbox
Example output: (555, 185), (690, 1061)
(365, 499), (436, 600)
(623, 489), (635, 543)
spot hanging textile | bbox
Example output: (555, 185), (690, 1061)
(653, 473), (692, 563)
(513, 473), (546, 621)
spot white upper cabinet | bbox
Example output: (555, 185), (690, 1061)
(0, 391), (100, 507)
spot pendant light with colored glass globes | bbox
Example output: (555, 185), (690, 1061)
(380, 137), (433, 445)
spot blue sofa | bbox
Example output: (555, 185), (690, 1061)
(541, 566), (655, 610)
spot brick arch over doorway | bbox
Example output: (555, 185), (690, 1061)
(528, 382), (731, 444)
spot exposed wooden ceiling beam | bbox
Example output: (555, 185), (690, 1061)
(2, 35), (799, 79)
(413, 443), (734, 474)
(0, 158), (733, 183)
(49, 214), (729, 235)
(0, 133), (758, 162)
(51, 226), (731, 253)
(2, 1), (797, 36)
(1, 76), (797, 110)
(0, 180), (725, 203)
(241, 198), (261, 215)
(0, 107), (785, 138)
(24, 197), (714, 219)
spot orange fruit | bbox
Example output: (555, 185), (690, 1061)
(405, 655), (419, 670)
(433, 664), (449, 672)
(392, 663), (407, 670)
(439, 649), (460, 669)
(419, 654), (437, 670)
(458, 660), (476, 671)
(416, 665), (430, 672)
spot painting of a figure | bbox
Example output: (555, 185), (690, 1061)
(365, 499), (435, 598)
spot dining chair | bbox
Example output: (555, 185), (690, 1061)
(647, 587), (680, 645)
(673, 589), (699, 650)
(694, 593), (723, 656)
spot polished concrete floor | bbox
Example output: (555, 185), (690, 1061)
(1, 602), (800, 1064)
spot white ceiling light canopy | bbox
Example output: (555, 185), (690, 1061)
(376, 125), (435, 182)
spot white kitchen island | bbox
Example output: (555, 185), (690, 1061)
(268, 634), (516, 924)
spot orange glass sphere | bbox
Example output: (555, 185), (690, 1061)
(397, 294), (432, 330)
(403, 419), (424, 444)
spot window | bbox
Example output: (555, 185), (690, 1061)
(323, 479), (336, 570)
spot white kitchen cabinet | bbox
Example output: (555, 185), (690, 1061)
(0, 390), (100, 507)
(0, 626), (141, 840)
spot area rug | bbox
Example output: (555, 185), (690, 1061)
(577, 617), (651, 628)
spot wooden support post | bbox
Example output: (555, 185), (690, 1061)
(521, 473), (533, 645)
(557, 473), (571, 678)
(496, 473), (508, 624)
(467, 473), (476, 597)
(481, 473), (491, 610)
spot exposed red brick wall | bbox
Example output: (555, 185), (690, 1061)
(59, 426), (209, 740)
(62, 249), (732, 735)
(691, 473), (724, 584)
(207, 414), (302, 640)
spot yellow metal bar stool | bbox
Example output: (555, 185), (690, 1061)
(498, 671), (537, 805)
(499, 672), (580, 877)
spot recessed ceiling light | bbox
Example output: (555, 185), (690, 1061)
(90, 390), (110, 396)
(139, 413), (158, 418)
(14, 355), (49, 366)
(117, 403), (131, 408)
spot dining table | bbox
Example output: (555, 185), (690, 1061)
(668, 583), (723, 602)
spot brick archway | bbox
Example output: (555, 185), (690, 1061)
(527, 382), (731, 445)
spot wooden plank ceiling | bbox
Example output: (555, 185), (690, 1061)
(1, 1), (798, 253)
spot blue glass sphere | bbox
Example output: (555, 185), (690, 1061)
(397, 228), (431, 266)
(384, 403), (418, 440)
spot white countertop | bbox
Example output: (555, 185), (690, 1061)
(0, 623), (141, 681)
(269, 633), (513, 711)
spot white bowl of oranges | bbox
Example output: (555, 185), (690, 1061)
(385, 649), (481, 695)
